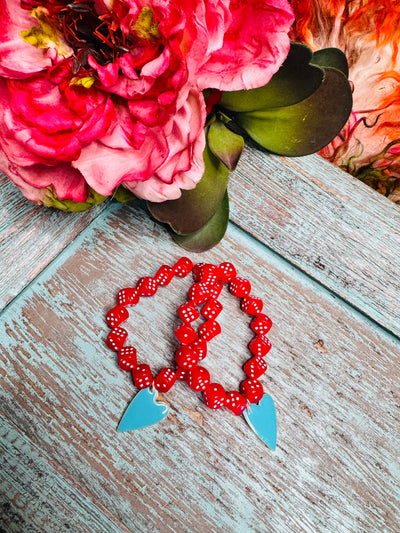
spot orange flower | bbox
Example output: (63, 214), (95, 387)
(290, 0), (400, 202)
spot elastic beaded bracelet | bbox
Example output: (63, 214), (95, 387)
(104, 258), (277, 449)
(106, 257), (195, 392)
(174, 262), (273, 416)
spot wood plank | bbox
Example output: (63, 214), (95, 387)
(0, 173), (108, 310)
(1, 203), (399, 533)
(3, 146), (400, 339)
(229, 147), (400, 337)
(0, 415), (132, 533)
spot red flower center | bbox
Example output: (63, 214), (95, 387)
(60, 1), (131, 70)
(21, 0), (162, 74)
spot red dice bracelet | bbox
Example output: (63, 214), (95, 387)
(105, 257), (277, 448)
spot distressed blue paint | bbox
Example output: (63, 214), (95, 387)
(243, 394), (277, 450)
(0, 174), (109, 310)
(1, 211), (399, 531)
(0, 414), (130, 533)
(230, 149), (400, 337)
(117, 387), (169, 432)
(1, 154), (400, 533)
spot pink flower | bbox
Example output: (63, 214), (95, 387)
(195, 0), (295, 91)
(0, 0), (293, 204)
(74, 89), (206, 201)
(0, 0), (52, 78)
(291, 0), (400, 202)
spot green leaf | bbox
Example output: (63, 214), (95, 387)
(310, 47), (349, 78)
(148, 141), (229, 235)
(207, 116), (244, 171)
(231, 68), (353, 156)
(219, 42), (324, 112)
(44, 187), (108, 212)
(113, 185), (137, 203)
(171, 190), (229, 252)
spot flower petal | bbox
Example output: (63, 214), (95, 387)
(125, 90), (206, 202)
(0, 149), (88, 203)
(196, 0), (294, 91)
(0, 0), (52, 78)
(291, 0), (400, 190)
(0, 72), (115, 166)
(72, 106), (169, 196)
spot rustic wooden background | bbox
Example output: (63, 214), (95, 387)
(1, 148), (399, 532)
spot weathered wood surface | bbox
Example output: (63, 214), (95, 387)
(1, 202), (399, 533)
(1, 147), (400, 335)
(0, 414), (131, 533)
(0, 173), (108, 310)
(230, 147), (400, 337)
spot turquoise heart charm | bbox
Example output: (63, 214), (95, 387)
(243, 394), (277, 450)
(117, 387), (169, 432)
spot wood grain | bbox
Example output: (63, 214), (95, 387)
(229, 147), (400, 337)
(1, 203), (399, 533)
(2, 148), (400, 339)
(0, 414), (131, 533)
(0, 173), (108, 310)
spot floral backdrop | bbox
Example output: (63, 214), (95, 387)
(0, 0), (293, 204)
(3, 0), (384, 250)
(290, 0), (400, 203)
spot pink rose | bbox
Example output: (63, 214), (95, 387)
(194, 0), (295, 91)
(0, 0), (52, 79)
(0, 0), (293, 204)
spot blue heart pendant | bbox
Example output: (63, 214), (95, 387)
(117, 387), (169, 432)
(243, 394), (277, 450)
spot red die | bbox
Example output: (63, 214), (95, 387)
(175, 366), (187, 380)
(198, 264), (220, 285)
(192, 262), (205, 282)
(244, 356), (268, 379)
(175, 345), (199, 369)
(175, 323), (198, 344)
(219, 262), (237, 283)
(173, 257), (193, 277)
(208, 282), (223, 300)
(154, 265), (174, 286)
(202, 299), (223, 320)
(188, 338), (207, 361)
(240, 378), (264, 404)
(117, 287), (139, 306)
(251, 313), (273, 336)
(118, 346), (137, 371)
(241, 295), (264, 316)
(203, 383), (226, 409)
(178, 301), (200, 323)
(186, 366), (211, 391)
(199, 319), (221, 341)
(133, 364), (153, 389)
(230, 277), (251, 297)
(136, 276), (158, 297)
(106, 327), (128, 351)
(154, 367), (177, 392)
(106, 304), (129, 327)
(225, 391), (248, 415)
(188, 282), (211, 305)
(249, 335), (271, 357)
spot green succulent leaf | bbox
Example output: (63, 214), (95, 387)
(171, 190), (229, 252)
(148, 141), (229, 235)
(229, 67), (353, 156)
(44, 186), (108, 212)
(310, 47), (349, 78)
(219, 42), (324, 112)
(113, 185), (137, 203)
(207, 116), (244, 171)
